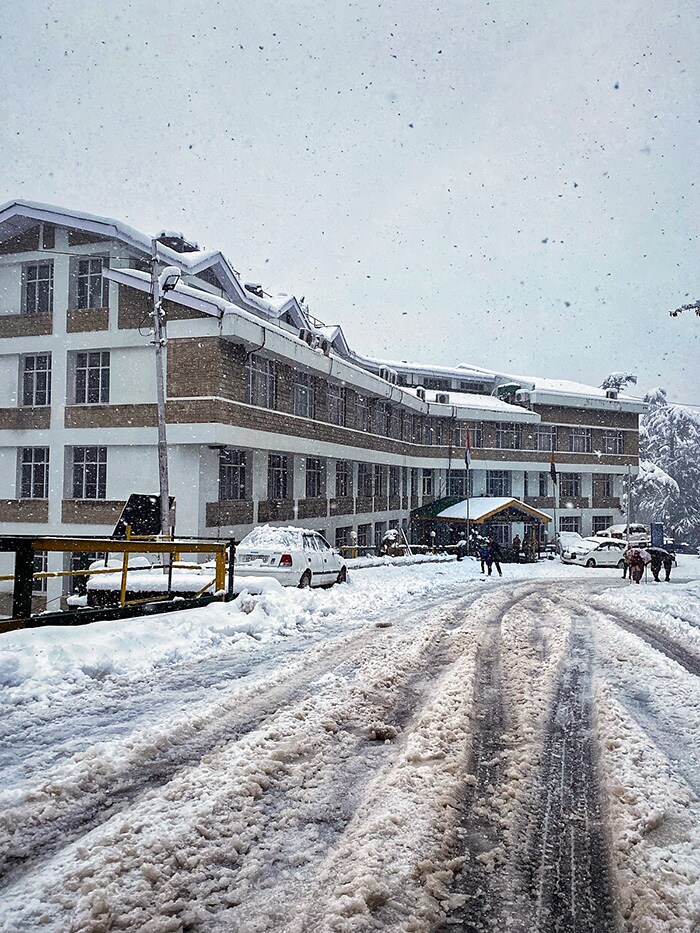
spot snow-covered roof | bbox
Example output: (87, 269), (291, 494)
(402, 387), (539, 421)
(0, 199), (244, 305)
(436, 497), (552, 523)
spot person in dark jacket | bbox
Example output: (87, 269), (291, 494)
(649, 550), (664, 582)
(663, 550), (676, 581)
(488, 536), (503, 576)
(478, 540), (492, 574)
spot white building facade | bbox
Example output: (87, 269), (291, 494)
(0, 201), (645, 613)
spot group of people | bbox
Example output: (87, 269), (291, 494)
(622, 546), (676, 584)
(455, 534), (504, 575)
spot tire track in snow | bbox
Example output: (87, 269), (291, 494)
(0, 587), (492, 902)
(578, 598), (700, 677)
(524, 618), (615, 933)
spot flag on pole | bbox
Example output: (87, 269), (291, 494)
(464, 433), (472, 469)
(550, 450), (558, 485)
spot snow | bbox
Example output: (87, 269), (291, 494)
(1, 557), (699, 930)
(238, 525), (306, 550)
(436, 496), (551, 524)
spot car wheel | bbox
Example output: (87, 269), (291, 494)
(336, 566), (348, 584)
(299, 570), (312, 588)
(617, 559), (625, 569)
(585, 558), (596, 568)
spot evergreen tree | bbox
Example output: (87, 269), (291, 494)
(631, 388), (700, 543)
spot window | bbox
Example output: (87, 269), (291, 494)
(571, 427), (592, 453)
(72, 446), (107, 499)
(487, 522), (510, 546)
(373, 401), (390, 436)
(424, 377), (450, 391)
(495, 422), (522, 449)
(538, 471), (549, 497)
(75, 351), (110, 404)
(267, 454), (289, 500)
(357, 396), (371, 432)
(357, 523), (372, 548)
(293, 372), (314, 418)
(460, 380), (485, 393)
(559, 516), (582, 534)
(593, 473), (614, 498)
(23, 262), (54, 315)
(219, 449), (246, 501)
(245, 355), (276, 409)
(20, 447), (49, 499)
(422, 469), (434, 497)
(486, 470), (511, 497)
(305, 457), (324, 498)
(389, 465), (401, 497)
(592, 515), (613, 534)
(447, 470), (472, 498)
(33, 551), (48, 594)
(433, 419), (445, 445)
(535, 425), (557, 451)
(22, 353), (52, 407)
(523, 472), (529, 498)
(335, 526), (352, 549)
(357, 463), (373, 498)
(66, 551), (102, 595)
(469, 423), (483, 448)
(336, 460), (352, 498)
(602, 431), (624, 454)
(327, 384), (346, 426)
(559, 473), (581, 498)
(76, 258), (109, 309)
(411, 468), (419, 498)
(374, 522), (386, 552)
(373, 464), (386, 498)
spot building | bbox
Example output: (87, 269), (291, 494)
(0, 200), (645, 613)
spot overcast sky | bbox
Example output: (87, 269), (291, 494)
(1, 1), (698, 401)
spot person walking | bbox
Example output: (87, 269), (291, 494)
(478, 539), (492, 575)
(488, 536), (503, 577)
(622, 547), (631, 579)
(628, 547), (649, 584)
(663, 550), (676, 582)
(512, 534), (522, 555)
(649, 550), (664, 582)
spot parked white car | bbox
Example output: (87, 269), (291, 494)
(595, 523), (649, 545)
(560, 537), (628, 568)
(235, 525), (348, 588)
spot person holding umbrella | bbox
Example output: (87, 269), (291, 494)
(647, 546), (671, 582)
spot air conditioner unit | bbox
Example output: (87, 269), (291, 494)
(379, 366), (397, 384)
(299, 327), (315, 346)
(416, 387), (426, 401)
(435, 393), (450, 404)
(318, 337), (331, 356)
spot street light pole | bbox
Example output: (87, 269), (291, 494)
(152, 240), (171, 541)
(151, 241), (181, 542)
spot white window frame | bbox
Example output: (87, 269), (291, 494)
(219, 449), (247, 501)
(72, 446), (107, 500)
(19, 446), (49, 499)
(21, 353), (52, 407)
(22, 262), (54, 315)
(75, 350), (110, 405)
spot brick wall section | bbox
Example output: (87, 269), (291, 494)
(67, 308), (109, 333)
(329, 497), (354, 516)
(524, 496), (556, 509)
(167, 337), (247, 402)
(534, 404), (638, 430)
(0, 313), (53, 338)
(0, 500), (49, 522)
(118, 286), (151, 329)
(0, 225), (41, 254)
(0, 408), (51, 430)
(65, 404), (158, 428)
(298, 498), (328, 519)
(61, 499), (125, 524)
(205, 500), (254, 527)
(258, 500), (294, 523)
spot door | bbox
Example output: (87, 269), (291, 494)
(314, 534), (340, 580)
(302, 533), (324, 583)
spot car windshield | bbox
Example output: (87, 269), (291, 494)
(239, 525), (304, 550)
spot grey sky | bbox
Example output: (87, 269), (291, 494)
(2, 0), (698, 401)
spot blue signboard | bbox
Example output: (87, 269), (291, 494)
(650, 522), (664, 548)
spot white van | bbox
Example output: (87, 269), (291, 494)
(595, 523), (648, 545)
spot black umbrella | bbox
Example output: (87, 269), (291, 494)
(647, 547), (671, 558)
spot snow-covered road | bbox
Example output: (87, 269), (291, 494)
(1, 559), (699, 931)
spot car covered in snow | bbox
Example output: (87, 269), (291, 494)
(595, 522), (649, 545)
(560, 536), (628, 568)
(234, 525), (348, 588)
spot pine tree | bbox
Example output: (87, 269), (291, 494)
(631, 388), (700, 542)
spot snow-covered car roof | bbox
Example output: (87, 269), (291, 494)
(238, 525), (310, 549)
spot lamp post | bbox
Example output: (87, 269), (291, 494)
(151, 240), (181, 541)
